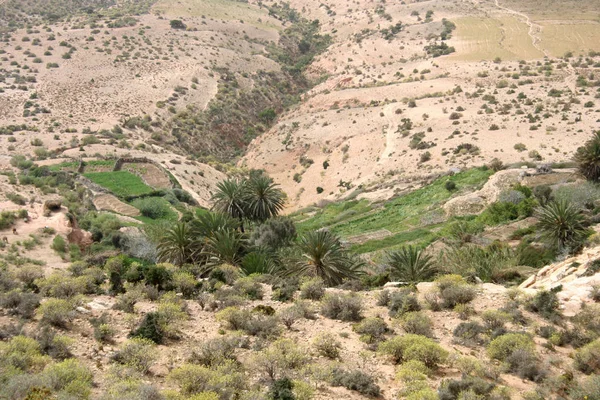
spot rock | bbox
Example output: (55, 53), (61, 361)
(76, 306), (89, 314)
(43, 199), (62, 216)
(383, 281), (408, 288)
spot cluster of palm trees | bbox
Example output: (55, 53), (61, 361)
(156, 175), (366, 286)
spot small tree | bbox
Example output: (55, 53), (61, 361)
(536, 201), (588, 252)
(574, 131), (600, 182)
(170, 20), (186, 30)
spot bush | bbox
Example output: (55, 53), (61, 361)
(525, 289), (560, 319)
(453, 322), (485, 346)
(445, 181), (457, 191)
(379, 334), (448, 368)
(269, 378), (295, 400)
(37, 298), (75, 328)
(130, 312), (163, 344)
(574, 339), (600, 374)
(189, 335), (242, 367)
(299, 277), (325, 300)
(51, 235), (67, 254)
(436, 275), (477, 308)
(44, 358), (93, 398)
(438, 376), (496, 400)
(574, 131), (600, 182)
(482, 310), (511, 331)
(401, 312), (433, 337)
(132, 197), (171, 219)
(313, 332), (341, 359)
(320, 293), (363, 321)
(168, 361), (245, 397)
(250, 217), (297, 250)
(0, 335), (49, 373)
(487, 333), (535, 361)
(112, 338), (156, 374)
(0, 290), (40, 319)
(173, 271), (198, 298)
(330, 368), (381, 397)
(387, 288), (421, 317)
(251, 339), (311, 381)
(232, 276), (264, 300)
(35, 326), (73, 360)
(353, 317), (390, 344)
(570, 375), (600, 400)
(216, 307), (280, 338)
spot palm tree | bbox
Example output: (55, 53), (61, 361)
(290, 230), (364, 286)
(157, 222), (194, 265)
(574, 131), (600, 182)
(245, 175), (285, 222)
(211, 179), (248, 231)
(201, 229), (246, 267)
(536, 200), (588, 251)
(385, 245), (436, 284)
(190, 212), (238, 238)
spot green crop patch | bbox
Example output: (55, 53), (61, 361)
(84, 171), (153, 197)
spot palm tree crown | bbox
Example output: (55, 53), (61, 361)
(574, 131), (600, 182)
(245, 175), (285, 222)
(157, 222), (194, 265)
(385, 245), (436, 284)
(536, 200), (588, 251)
(292, 230), (364, 286)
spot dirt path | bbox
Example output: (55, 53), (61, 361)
(378, 103), (399, 164)
(493, 0), (549, 57)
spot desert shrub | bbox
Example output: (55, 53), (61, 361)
(525, 289), (560, 319)
(15, 265), (44, 290)
(35, 326), (73, 360)
(51, 235), (67, 254)
(189, 335), (243, 367)
(114, 283), (146, 313)
(330, 368), (381, 397)
(438, 376), (496, 400)
(36, 273), (95, 298)
(400, 312), (433, 337)
(130, 312), (163, 344)
(0, 335), (49, 373)
(482, 310), (511, 331)
(487, 333), (535, 362)
(37, 298), (76, 328)
(173, 271), (198, 298)
(320, 293), (363, 321)
(112, 338), (156, 374)
(387, 288), (421, 317)
(279, 305), (302, 330)
(44, 358), (93, 398)
(379, 334), (448, 368)
(156, 292), (188, 339)
(299, 277), (326, 300)
(570, 375), (600, 400)
(251, 338), (311, 381)
(574, 339), (600, 374)
(268, 377), (295, 400)
(353, 317), (390, 344)
(90, 315), (115, 344)
(216, 307), (280, 338)
(572, 304), (600, 337)
(271, 278), (299, 302)
(505, 348), (545, 381)
(436, 275), (477, 308)
(574, 131), (600, 182)
(453, 322), (485, 346)
(0, 290), (40, 319)
(168, 361), (246, 397)
(313, 332), (342, 359)
(232, 276), (264, 300)
(396, 360), (430, 394)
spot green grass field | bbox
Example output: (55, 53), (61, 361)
(84, 171), (153, 197)
(293, 168), (493, 255)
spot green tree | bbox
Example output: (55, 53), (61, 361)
(157, 222), (194, 265)
(384, 246), (436, 284)
(245, 175), (285, 223)
(536, 200), (588, 251)
(289, 230), (364, 286)
(575, 131), (600, 182)
(211, 179), (248, 231)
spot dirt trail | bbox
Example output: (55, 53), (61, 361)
(378, 103), (399, 164)
(493, 0), (549, 57)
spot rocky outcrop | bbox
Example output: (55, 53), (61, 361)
(520, 246), (600, 316)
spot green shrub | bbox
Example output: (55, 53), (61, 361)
(313, 332), (341, 359)
(251, 339), (311, 381)
(401, 312), (433, 337)
(168, 361), (245, 397)
(132, 197), (171, 219)
(353, 317), (390, 344)
(330, 368), (381, 397)
(189, 335), (242, 367)
(574, 339), (600, 374)
(269, 378), (295, 400)
(299, 277), (326, 300)
(173, 271), (198, 298)
(482, 310), (511, 331)
(37, 298), (75, 328)
(0, 290), (40, 319)
(51, 235), (67, 254)
(387, 288), (421, 317)
(525, 289), (560, 318)
(320, 293), (363, 321)
(216, 307), (280, 338)
(0, 335), (49, 373)
(379, 334), (448, 368)
(44, 358), (93, 398)
(232, 276), (264, 300)
(453, 322), (485, 346)
(570, 375), (600, 400)
(112, 338), (156, 374)
(436, 275), (477, 308)
(487, 333), (535, 361)
(130, 312), (163, 344)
